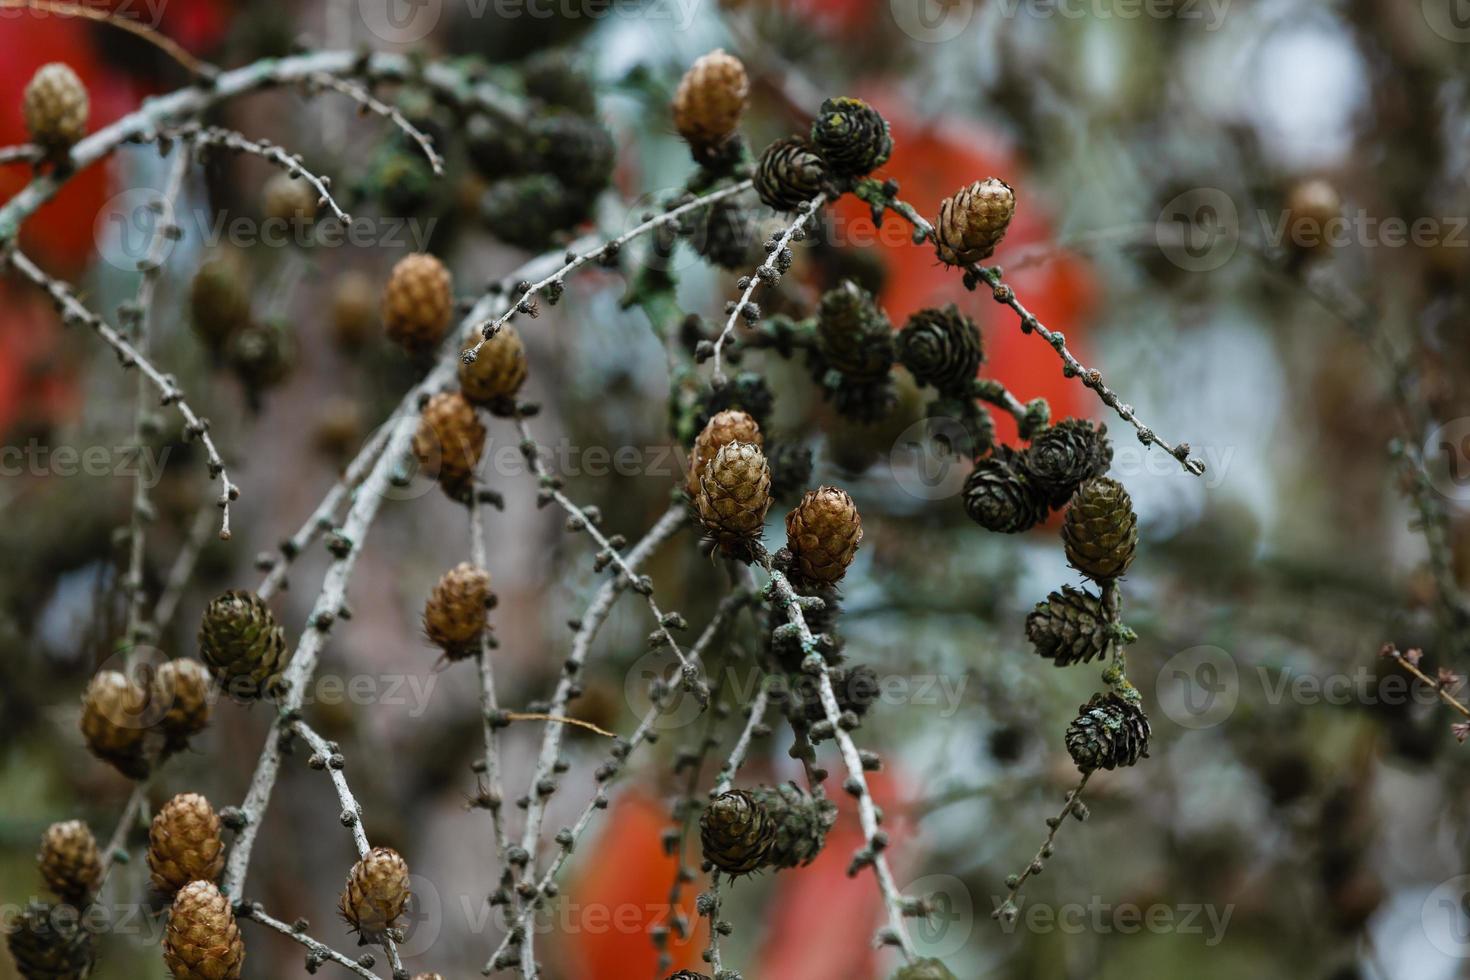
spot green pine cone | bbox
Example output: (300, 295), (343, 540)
(810, 97), (892, 177)
(752, 783), (838, 870)
(481, 174), (586, 251)
(1065, 692), (1151, 773)
(897, 305), (984, 395)
(1020, 419), (1113, 509)
(699, 789), (775, 876)
(1025, 585), (1111, 667)
(529, 114), (615, 194)
(198, 590), (289, 700)
(1061, 476), (1138, 581)
(816, 280), (894, 381)
(893, 959), (959, 980)
(465, 113), (536, 180)
(962, 448), (1048, 534)
(6, 902), (95, 980)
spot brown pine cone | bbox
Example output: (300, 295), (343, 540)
(152, 658), (213, 750)
(383, 253), (453, 354)
(37, 821), (102, 905)
(754, 136), (828, 213)
(262, 173), (318, 225)
(164, 880), (244, 980)
(412, 391), (486, 500)
(339, 847), (411, 944)
(459, 326), (527, 413)
(695, 442), (772, 552)
(784, 487), (863, 585)
(23, 63), (88, 154)
(1061, 476), (1138, 582)
(934, 178), (1015, 266)
(332, 271), (378, 352)
(189, 252), (251, 353)
(700, 789), (774, 876)
(423, 562), (493, 660)
(686, 409), (763, 497)
(148, 794), (225, 897)
(79, 671), (153, 780)
(6, 901), (95, 980)
(671, 49), (749, 158)
(198, 590), (290, 701)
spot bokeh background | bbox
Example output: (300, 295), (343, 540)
(3, 0), (1470, 978)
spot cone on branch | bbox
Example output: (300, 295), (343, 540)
(1020, 419), (1113, 509)
(189, 252), (252, 353)
(423, 562), (493, 661)
(151, 658), (213, 750)
(37, 821), (102, 905)
(816, 280), (894, 382)
(459, 325), (527, 413)
(754, 136), (828, 213)
(897, 305), (983, 395)
(784, 486), (863, 585)
(1061, 477), (1138, 581)
(1026, 585), (1111, 667)
(893, 959), (960, 980)
(934, 178), (1015, 266)
(6, 901), (95, 980)
(672, 50), (749, 162)
(961, 448), (1048, 534)
(810, 97), (892, 178)
(148, 794), (225, 897)
(694, 441), (772, 555)
(163, 880), (244, 980)
(700, 789), (774, 876)
(79, 670), (153, 780)
(262, 173), (318, 225)
(339, 847), (411, 945)
(686, 409), (763, 497)
(412, 391), (486, 501)
(751, 783), (837, 870)
(23, 63), (88, 155)
(1065, 692), (1151, 773)
(198, 590), (289, 700)
(383, 253), (453, 354)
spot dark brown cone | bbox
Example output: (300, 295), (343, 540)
(37, 822), (102, 905)
(1025, 585), (1111, 667)
(695, 442), (772, 551)
(6, 901), (95, 980)
(699, 789), (775, 876)
(672, 50), (749, 157)
(339, 847), (411, 944)
(148, 794), (225, 897)
(152, 658), (213, 749)
(934, 178), (1015, 266)
(754, 136), (828, 213)
(424, 562), (493, 661)
(23, 63), (88, 154)
(686, 409), (762, 497)
(164, 880), (244, 980)
(1061, 476), (1138, 581)
(1065, 692), (1151, 773)
(198, 590), (290, 701)
(79, 671), (153, 780)
(412, 391), (486, 500)
(459, 326), (527, 413)
(784, 486), (863, 585)
(383, 253), (453, 354)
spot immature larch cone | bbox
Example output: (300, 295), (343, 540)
(897, 305), (983, 394)
(189, 253), (252, 353)
(816, 280), (893, 382)
(412, 391), (486, 500)
(6, 901), (95, 980)
(152, 657), (213, 749)
(332, 271), (378, 351)
(383, 253), (453, 353)
(1020, 419), (1113, 509)
(163, 880), (244, 980)
(962, 448), (1047, 534)
(262, 172), (318, 225)
(754, 136), (828, 213)
(784, 486), (864, 585)
(1026, 585), (1111, 667)
(198, 590), (290, 700)
(695, 442), (772, 549)
(424, 562), (493, 660)
(339, 847), (411, 944)
(809, 96), (892, 177)
(699, 789), (774, 876)
(687, 409), (763, 497)
(148, 794), (225, 897)
(750, 783), (837, 870)
(23, 63), (88, 154)
(459, 325), (528, 412)
(934, 177), (1015, 266)
(1065, 692), (1151, 772)
(37, 821), (102, 905)
(672, 49), (749, 157)
(79, 671), (152, 779)
(1061, 476), (1138, 581)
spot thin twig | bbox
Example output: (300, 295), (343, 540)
(97, 782), (149, 886)
(711, 685), (770, 797)
(306, 73), (445, 177)
(471, 497), (512, 864)
(1380, 644), (1470, 722)
(152, 504), (218, 633)
(164, 124), (351, 224)
(991, 773), (1091, 922)
(502, 712), (616, 738)
(0, 0), (212, 77)
(242, 903), (382, 980)
(0, 144), (40, 165)
(703, 874), (725, 975)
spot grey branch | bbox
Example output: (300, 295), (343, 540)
(307, 72), (445, 177)
(470, 498), (512, 863)
(164, 123), (352, 224)
(712, 684), (770, 797)
(242, 903), (382, 980)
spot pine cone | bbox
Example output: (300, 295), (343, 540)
(164, 880), (244, 980)
(897, 305), (983, 394)
(700, 789), (774, 876)
(767, 441), (814, 502)
(934, 177), (1015, 266)
(6, 901), (95, 980)
(412, 391), (486, 501)
(696, 373), (774, 434)
(339, 847), (411, 944)
(695, 442), (772, 552)
(672, 50), (749, 159)
(459, 326), (527, 413)
(522, 49), (597, 115)
(1020, 419), (1113, 509)
(810, 97), (892, 177)
(1065, 692), (1151, 772)
(480, 174), (585, 252)
(227, 320), (294, 404)
(894, 959), (959, 979)
(37, 821), (101, 905)
(1061, 476), (1138, 581)
(687, 409), (763, 497)
(754, 136), (828, 213)
(262, 173), (317, 225)
(785, 486), (863, 585)
(1026, 586), (1111, 667)
(79, 670), (153, 779)
(816, 280), (894, 382)
(383, 253), (453, 354)
(466, 113), (535, 180)
(689, 198), (757, 270)
(148, 794), (225, 897)
(152, 658), (213, 749)
(330, 271), (377, 352)
(529, 114), (615, 194)
(423, 562), (493, 661)
(198, 590), (290, 701)
(189, 253), (251, 353)
(751, 783), (837, 870)
(23, 63), (88, 154)
(961, 449), (1048, 534)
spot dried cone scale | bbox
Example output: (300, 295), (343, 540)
(934, 177), (1015, 266)
(784, 487), (863, 585)
(37, 821), (102, 905)
(23, 63), (88, 154)
(163, 880), (245, 980)
(423, 562), (493, 660)
(412, 391), (486, 499)
(687, 409), (763, 497)
(671, 49), (749, 158)
(459, 325), (527, 412)
(148, 794), (225, 896)
(339, 847), (411, 944)
(383, 253), (453, 353)
(695, 442), (772, 552)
